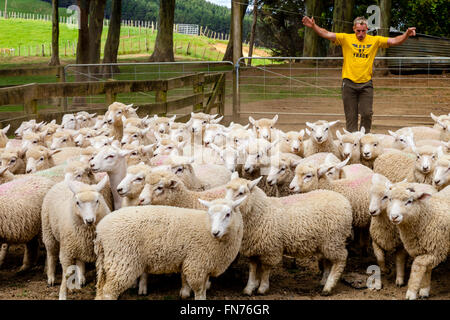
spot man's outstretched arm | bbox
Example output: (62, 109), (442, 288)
(387, 27), (416, 46)
(302, 16), (337, 42)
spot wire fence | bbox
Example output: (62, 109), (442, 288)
(235, 56), (450, 131)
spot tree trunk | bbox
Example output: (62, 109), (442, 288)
(247, 0), (258, 66)
(102, 0), (122, 76)
(76, 0), (90, 66)
(4, 0), (7, 19)
(223, 0), (249, 62)
(49, 0), (60, 66)
(328, 0), (354, 56)
(379, 0), (391, 56)
(303, 0), (325, 57)
(88, 0), (106, 65)
(149, 0), (175, 62)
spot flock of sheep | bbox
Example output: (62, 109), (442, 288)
(0, 101), (448, 300)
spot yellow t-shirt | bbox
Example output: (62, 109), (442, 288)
(334, 33), (389, 83)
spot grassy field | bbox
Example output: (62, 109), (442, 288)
(0, 0), (70, 17)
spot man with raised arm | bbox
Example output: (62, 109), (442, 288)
(302, 16), (416, 132)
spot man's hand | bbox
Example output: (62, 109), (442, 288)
(302, 16), (315, 29)
(406, 27), (416, 37)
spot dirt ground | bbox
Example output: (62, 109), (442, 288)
(0, 243), (449, 300)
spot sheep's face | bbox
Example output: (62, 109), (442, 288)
(90, 146), (130, 172)
(433, 156), (450, 189)
(15, 120), (36, 138)
(369, 174), (391, 216)
(414, 147), (438, 174)
(153, 115), (176, 135)
(389, 130), (413, 150)
(1, 150), (25, 173)
(90, 136), (114, 150)
(337, 134), (360, 162)
(199, 198), (246, 239)
(203, 124), (224, 146)
(216, 147), (240, 173)
(62, 114), (78, 130)
(169, 126), (189, 143)
(306, 120), (338, 144)
(93, 116), (109, 130)
(50, 131), (75, 150)
(386, 184), (430, 225)
(121, 126), (144, 146)
(74, 129), (95, 148)
(225, 175), (261, 203)
(138, 172), (181, 206)
(153, 139), (183, 157)
(117, 165), (149, 197)
(289, 165), (318, 193)
(267, 160), (291, 186)
(25, 147), (57, 173)
(0, 166), (13, 184)
(282, 131), (305, 154)
(106, 104), (126, 125)
(22, 132), (45, 150)
(249, 115), (278, 141)
(360, 134), (381, 160)
(434, 118), (450, 142)
(187, 112), (219, 134)
(76, 112), (96, 128)
(64, 161), (95, 184)
(68, 176), (108, 225)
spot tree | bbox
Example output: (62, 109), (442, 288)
(149, 0), (175, 62)
(222, 0), (249, 63)
(49, 0), (60, 66)
(88, 0), (106, 65)
(328, 0), (354, 56)
(76, 0), (90, 66)
(303, 0), (325, 57)
(102, 0), (122, 75)
(247, 0), (259, 66)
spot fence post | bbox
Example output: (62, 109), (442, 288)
(105, 89), (117, 105)
(155, 89), (168, 116)
(193, 74), (204, 112)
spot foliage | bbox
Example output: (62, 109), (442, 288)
(0, 0), (71, 16)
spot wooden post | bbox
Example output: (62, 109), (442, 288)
(145, 37), (148, 52)
(186, 42), (191, 55)
(202, 47), (206, 59)
(193, 74), (204, 112)
(155, 90), (168, 116)
(106, 89), (117, 105)
(232, 0), (242, 123)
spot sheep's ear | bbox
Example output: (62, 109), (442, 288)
(67, 179), (84, 195)
(118, 149), (133, 157)
(95, 175), (109, 192)
(372, 173), (388, 186)
(291, 159), (302, 168)
(359, 126), (366, 135)
(0, 166), (9, 175)
(317, 164), (332, 177)
(169, 115), (177, 122)
(296, 129), (304, 139)
(248, 176), (262, 191)
(141, 127), (151, 135)
(198, 198), (212, 208)
(248, 116), (256, 126)
(211, 115), (223, 124)
(232, 195), (247, 209)
(328, 120), (340, 127)
(39, 129), (48, 138)
(2, 124), (10, 134)
(271, 114), (278, 125)
(305, 122), (314, 129)
(50, 119), (57, 125)
(436, 146), (444, 158)
(90, 113), (97, 119)
(305, 128), (311, 136)
(242, 123), (250, 130)
(430, 113), (438, 122)
(230, 171), (239, 180)
(142, 143), (155, 153)
(335, 130), (342, 140)
(336, 156), (350, 170)
(415, 191), (432, 202)
(48, 149), (62, 157)
(388, 130), (397, 138)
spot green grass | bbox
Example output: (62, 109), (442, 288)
(0, 0), (70, 17)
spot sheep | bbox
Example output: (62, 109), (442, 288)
(137, 170), (227, 208)
(266, 152), (340, 197)
(89, 135), (115, 150)
(224, 173), (353, 296)
(395, 126), (442, 142)
(279, 129), (306, 157)
(121, 142), (155, 166)
(14, 119), (42, 138)
(303, 120), (341, 158)
(94, 196), (246, 300)
(432, 150), (450, 190)
(49, 130), (76, 150)
(368, 174), (437, 288)
(359, 133), (401, 169)
(388, 128), (415, 150)
(0, 124), (11, 148)
(203, 123), (228, 147)
(24, 145), (60, 173)
(335, 128), (365, 164)
(122, 114), (149, 129)
(73, 128), (97, 148)
(41, 176), (110, 300)
(186, 112), (222, 136)
(120, 125), (152, 146)
(0, 166), (15, 184)
(116, 163), (153, 207)
(0, 175), (55, 272)
(152, 114), (176, 135)
(21, 131), (46, 149)
(105, 102), (138, 140)
(61, 114), (79, 130)
(386, 181), (450, 300)
(430, 112), (450, 141)
(209, 144), (246, 173)
(89, 145), (131, 210)
(248, 115), (279, 142)
(75, 111), (96, 128)
(0, 147), (26, 174)
(160, 155), (232, 191)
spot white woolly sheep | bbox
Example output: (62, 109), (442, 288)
(41, 176), (110, 300)
(248, 115), (279, 142)
(94, 196), (246, 300)
(0, 125), (11, 148)
(432, 150), (450, 191)
(335, 128), (365, 164)
(303, 120), (340, 158)
(386, 181), (450, 300)
(117, 163), (153, 207)
(0, 147), (26, 174)
(279, 129), (306, 157)
(224, 173), (353, 296)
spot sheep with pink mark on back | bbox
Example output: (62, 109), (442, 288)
(386, 180), (450, 300)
